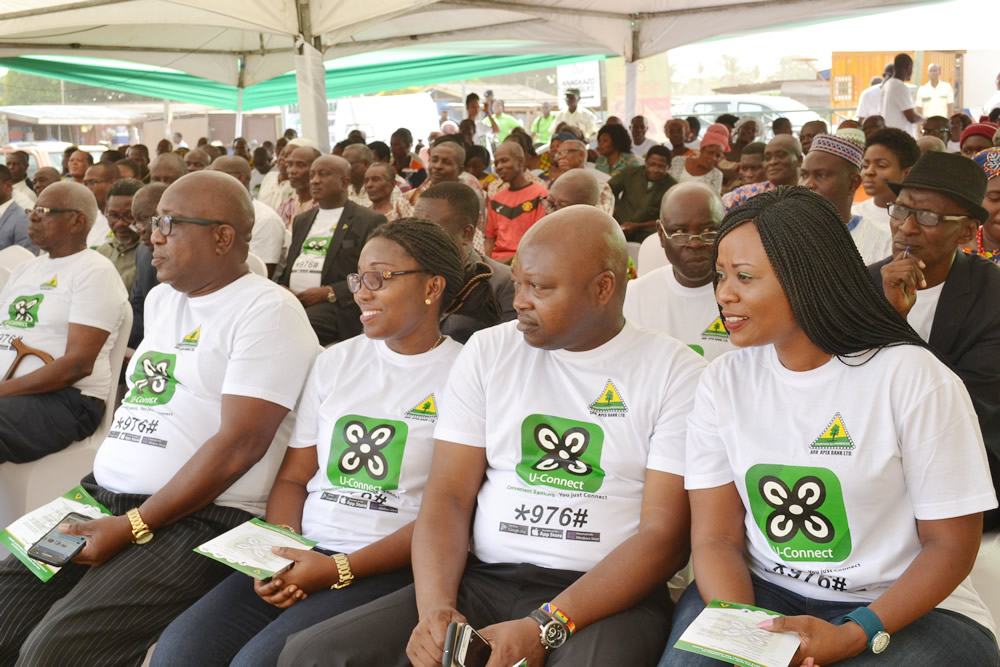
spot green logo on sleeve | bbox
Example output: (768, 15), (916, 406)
(5, 294), (44, 328)
(302, 236), (331, 256)
(125, 352), (178, 405)
(746, 464), (852, 562)
(329, 415), (408, 491)
(516, 414), (605, 493)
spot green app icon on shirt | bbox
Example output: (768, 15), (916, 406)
(517, 414), (606, 493)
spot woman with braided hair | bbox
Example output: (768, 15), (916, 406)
(153, 219), (499, 666)
(661, 187), (999, 666)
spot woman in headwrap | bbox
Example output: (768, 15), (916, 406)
(668, 122), (727, 194)
(964, 147), (1000, 262)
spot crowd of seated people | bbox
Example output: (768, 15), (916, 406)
(1, 70), (1000, 665)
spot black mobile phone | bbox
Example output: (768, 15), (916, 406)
(441, 622), (492, 667)
(26, 512), (91, 567)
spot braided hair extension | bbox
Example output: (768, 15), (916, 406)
(714, 186), (931, 364)
(370, 218), (501, 326)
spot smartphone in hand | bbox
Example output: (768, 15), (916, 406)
(27, 512), (90, 567)
(442, 621), (492, 667)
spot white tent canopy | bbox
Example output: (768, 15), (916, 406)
(0, 0), (932, 147)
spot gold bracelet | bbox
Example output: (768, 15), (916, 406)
(273, 523), (295, 533)
(330, 553), (354, 589)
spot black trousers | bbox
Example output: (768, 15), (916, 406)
(278, 554), (674, 667)
(0, 388), (104, 464)
(0, 474), (251, 667)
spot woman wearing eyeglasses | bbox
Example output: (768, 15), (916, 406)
(152, 219), (500, 667)
(659, 187), (998, 667)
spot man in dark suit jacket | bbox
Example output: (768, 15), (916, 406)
(279, 155), (386, 345)
(868, 151), (1000, 530)
(0, 166), (36, 254)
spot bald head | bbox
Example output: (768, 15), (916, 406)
(44, 181), (99, 230)
(32, 167), (62, 195)
(549, 169), (600, 208)
(310, 155), (351, 206)
(661, 181), (724, 224)
(513, 205), (627, 350)
(150, 152), (187, 184)
(211, 155), (253, 188)
(184, 148), (211, 172)
(917, 135), (946, 154)
(162, 171), (252, 238)
(132, 182), (169, 250)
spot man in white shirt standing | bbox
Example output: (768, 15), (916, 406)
(210, 156), (286, 278)
(553, 88), (599, 143)
(624, 182), (734, 361)
(277, 206), (704, 667)
(856, 64), (893, 119)
(0, 171), (318, 665)
(5, 151), (35, 209)
(800, 132), (892, 264)
(880, 54), (923, 136)
(0, 180), (126, 464)
(917, 63), (954, 119)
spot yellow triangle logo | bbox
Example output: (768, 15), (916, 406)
(811, 412), (854, 449)
(182, 327), (200, 345)
(42, 276), (57, 288)
(702, 317), (729, 339)
(407, 394), (437, 418)
(589, 379), (627, 414)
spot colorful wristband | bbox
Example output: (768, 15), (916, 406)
(540, 602), (576, 636)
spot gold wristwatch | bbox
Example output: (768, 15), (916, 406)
(326, 286), (337, 303)
(330, 553), (354, 589)
(126, 508), (154, 545)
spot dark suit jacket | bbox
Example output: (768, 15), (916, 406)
(128, 244), (158, 349)
(440, 249), (516, 343)
(0, 201), (37, 254)
(279, 200), (386, 340)
(870, 251), (1000, 525)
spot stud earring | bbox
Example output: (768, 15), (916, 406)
(425, 298), (432, 305)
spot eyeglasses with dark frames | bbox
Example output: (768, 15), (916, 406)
(150, 214), (227, 237)
(886, 203), (968, 227)
(347, 270), (430, 293)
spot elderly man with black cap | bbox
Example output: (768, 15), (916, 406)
(870, 151), (1000, 531)
(552, 88), (598, 143)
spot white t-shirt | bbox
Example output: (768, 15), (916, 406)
(86, 212), (112, 249)
(906, 281), (945, 342)
(0, 249), (126, 398)
(851, 198), (890, 231)
(623, 266), (735, 361)
(632, 138), (659, 159)
(435, 320), (706, 572)
(250, 200), (286, 265)
(289, 208), (344, 293)
(880, 78), (917, 136)
(10, 184), (34, 211)
(855, 84), (882, 119)
(93, 273), (319, 514)
(848, 215), (892, 266)
(292, 335), (463, 553)
(685, 344), (997, 633)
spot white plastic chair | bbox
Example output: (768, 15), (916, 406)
(0, 266), (11, 291)
(0, 245), (34, 273)
(246, 253), (267, 277)
(637, 233), (669, 277)
(0, 304), (133, 558)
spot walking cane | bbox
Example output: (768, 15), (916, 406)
(2, 337), (54, 382)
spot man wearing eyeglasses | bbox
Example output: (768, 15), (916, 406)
(870, 151), (1000, 530)
(278, 154), (386, 346)
(95, 178), (143, 292)
(0, 181), (127, 465)
(622, 182), (734, 361)
(0, 171), (319, 664)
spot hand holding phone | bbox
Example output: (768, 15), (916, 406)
(442, 622), (492, 667)
(27, 512), (91, 567)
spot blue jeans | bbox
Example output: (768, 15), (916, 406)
(150, 550), (412, 667)
(659, 576), (1000, 666)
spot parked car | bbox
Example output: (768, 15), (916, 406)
(0, 141), (107, 178)
(669, 95), (826, 139)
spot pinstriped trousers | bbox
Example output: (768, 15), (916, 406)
(0, 474), (251, 667)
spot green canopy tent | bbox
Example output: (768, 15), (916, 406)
(0, 53), (607, 111)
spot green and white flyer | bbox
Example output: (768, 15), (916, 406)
(0, 485), (111, 582)
(195, 518), (316, 580)
(674, 599), (800, 667)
